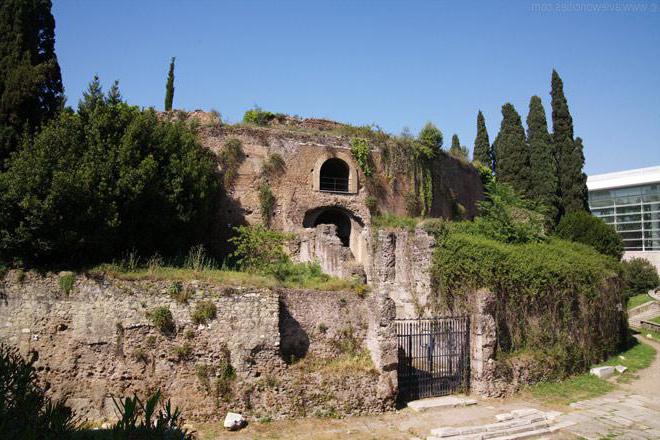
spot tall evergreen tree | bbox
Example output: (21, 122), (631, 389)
(449, 133), (469, 160)
(0, 0), (64, 164)
(493, 103), (531, 197)
(526, 95), (559, 224)
(551, 70), (588, 214)
(473, 110), (492, 170)
(164, 57), (175, 111)
(107, 80), (122, 105)
(78, 75), (104, 115)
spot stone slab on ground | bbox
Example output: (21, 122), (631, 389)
(407, 396), (477, 412)
(590, 366), (615, 379)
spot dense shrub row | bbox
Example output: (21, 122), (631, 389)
(426, 181), (629, 381)
(431, 226), (627, 379)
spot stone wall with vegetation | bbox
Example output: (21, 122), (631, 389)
(0, 270), (395, 423)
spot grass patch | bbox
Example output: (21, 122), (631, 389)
(650, 316), (660, 325)
(58, 272), (75, 295)
(627, 293), (654, 309)
(371, 213), (422, 231)
(528, 339), (656, 405)
(91, 264), (358, 292)
(529, 374), (614, 406)
(599, 340), (656, 373)
(291, 350), (377, 376)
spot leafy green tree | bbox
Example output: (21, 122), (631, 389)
(551, 70), (589, 214)
(417, 122), (443, 158)
(0, 78), (219, 265)
(0, 0), (64, 164)
(472, 110), (492, 170)
(526, 95), (559, 225)
(449, 133), (468, 160)
(621, 258), (660, 297)
(164, 57), (175, 111)
(493, 103), (531, 197)
(554, 211), (623, 259)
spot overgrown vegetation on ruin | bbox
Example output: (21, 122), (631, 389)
(90, 229), (364, 293)
(426, 181), (628, 382)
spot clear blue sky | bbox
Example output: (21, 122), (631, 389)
(52, 0), (659, 174)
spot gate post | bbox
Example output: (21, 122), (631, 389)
(470, 289), (497, 397)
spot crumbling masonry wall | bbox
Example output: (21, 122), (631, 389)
(0, 271), (396, 422)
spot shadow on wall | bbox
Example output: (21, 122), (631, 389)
(212, 186), (248, 257)
(279, 300), (309, 363)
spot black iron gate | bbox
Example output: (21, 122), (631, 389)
(395, 317), (470, 402)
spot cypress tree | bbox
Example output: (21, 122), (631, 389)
(0, 0), (64, 164)
(449, 134), (468, 160)
(526, 95), (559, 224)
(493, 103), (531, 197)
(473, 110), (492, 170)
(164, 57), (175, 111)
(564, 136), (589, 213)
(551, 70), (588, 214)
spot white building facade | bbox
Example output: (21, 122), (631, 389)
(587, 166), (660, 271)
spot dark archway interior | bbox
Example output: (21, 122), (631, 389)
(313, 209), (351, 246)
(319, 158), (349, 192)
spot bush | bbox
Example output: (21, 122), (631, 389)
(0, 344), (78, 439)
(111, 390), (194, 439)
(465, 181), (545, 244)
(229, 225), (291, 273)
(243, 107), (276, 126)
(58, 272), (75, 295)
(621, 258), (659, 297)
(147, 306), (176, 335)
(0, 84), (219, 266)
(555, 211), (623, 260)
(191, 300), (217, 325)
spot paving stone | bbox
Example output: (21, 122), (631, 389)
(407, 396), (477, 412)
(509, 408), (539, 418)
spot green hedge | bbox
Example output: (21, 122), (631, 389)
(430, 227), (627, 379)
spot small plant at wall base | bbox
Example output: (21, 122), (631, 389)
(111, 390), (194, 439)
(147, 307), (176, 335)
(350, 137), (372, 176)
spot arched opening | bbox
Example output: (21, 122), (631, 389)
(304, 207), (353, 247)
(319, 158), (349, 193)
(314, 209), (351, 246)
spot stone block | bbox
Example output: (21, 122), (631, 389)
(589, 366), (615, 379)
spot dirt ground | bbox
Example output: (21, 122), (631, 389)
(194, 336), (660, 440)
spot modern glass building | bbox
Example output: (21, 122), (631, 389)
(587, 166), (660, 271)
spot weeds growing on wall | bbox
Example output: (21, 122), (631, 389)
(219, 138), (245, 189)
(258, 181), (276, 227)
(261, 153), (286, 178)
(350, 137), (372, 176)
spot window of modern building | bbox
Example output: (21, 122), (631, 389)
(587, 168), (660, 252)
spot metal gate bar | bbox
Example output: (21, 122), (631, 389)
(395, 317), (470, 402)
